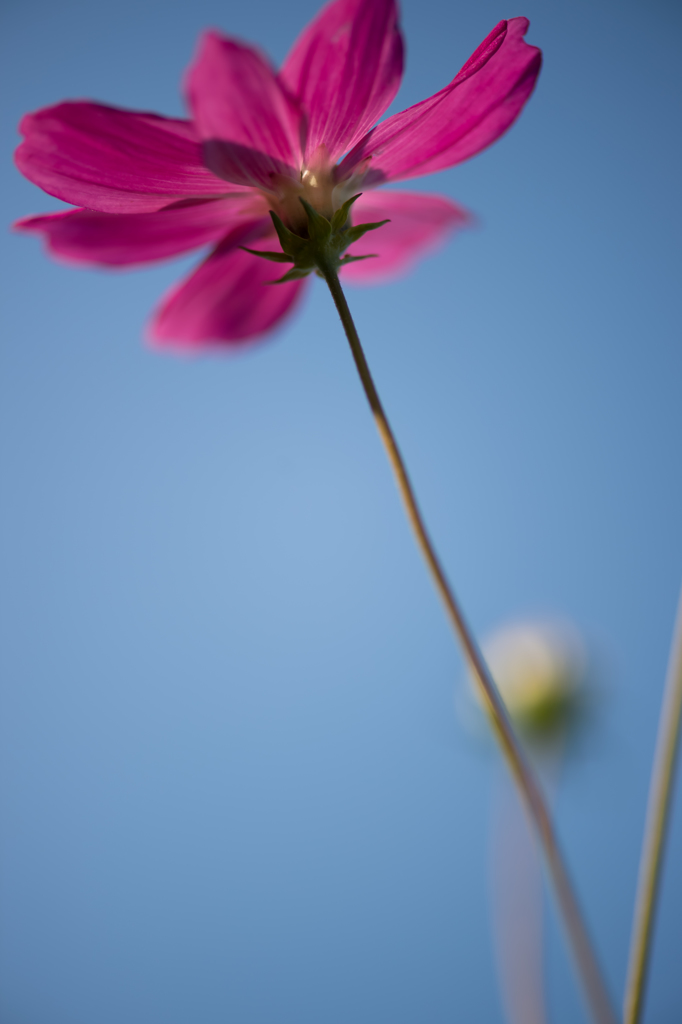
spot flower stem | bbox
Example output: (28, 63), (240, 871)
(624, 584), (682, 1024)
(320, 264), (616, 1024)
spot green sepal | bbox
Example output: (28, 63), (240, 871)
(298, 198), (331, 244)
(241, 202), (390, 279)
(341, 219), (390, 246)
(338, 253), (378, 265)
(269, 211), (308, 258)
(239, 247), (294, 263)
(331, 193), (362, 233)
(266, 267), (315, 285)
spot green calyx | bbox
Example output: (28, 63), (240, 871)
(241, 194), (389, 284)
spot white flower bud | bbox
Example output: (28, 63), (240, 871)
(478, 620), (587, 735)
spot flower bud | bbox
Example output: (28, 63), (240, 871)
(477, 620), (586, 736)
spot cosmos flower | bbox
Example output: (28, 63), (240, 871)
(14, 0), (541, 348)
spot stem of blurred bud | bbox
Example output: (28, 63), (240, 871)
(319, 265), (617, 1024)
(624, 584), (682, 1024)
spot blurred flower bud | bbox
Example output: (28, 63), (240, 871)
(476, 620), (587, 737)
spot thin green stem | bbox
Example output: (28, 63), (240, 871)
(624, 585), (682, 1024)
(321, 264), (616, 1024)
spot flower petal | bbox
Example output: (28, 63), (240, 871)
(15, 102), (230, 213)
(150, 223), (306, 347)
(340, 190), (471, 283)
(339, 18), (541, 184)
(280, 0), (403, 164)
(185, 32), (303, 189)
(14, 195), (264, 267)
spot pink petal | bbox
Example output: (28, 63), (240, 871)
(185, 32), (303, 189)
(14, 196), (265, 267)
(150, 224), (306, 348)
(15, 102), (230, 213)
(339, 18), (541, 184)
(340, 190), (471, 283)
(280, 0), (403, 164)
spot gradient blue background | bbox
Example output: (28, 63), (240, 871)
(1, 1), (681, 1021)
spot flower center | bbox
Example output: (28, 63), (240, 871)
(263, 145), (367, 236)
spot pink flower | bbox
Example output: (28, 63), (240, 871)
(14, 0), (541, 349)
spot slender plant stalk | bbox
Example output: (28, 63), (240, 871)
(320, 263), (616, 1024)
(624, 585), (682, 1024)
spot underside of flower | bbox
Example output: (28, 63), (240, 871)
(261, 145), (374, 246)
(243, 192), (389, 283)
(264, 145), (337, 233)
(13, 0), (541, 345)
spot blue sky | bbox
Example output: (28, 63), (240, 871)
(1, 1), (681, 1022)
